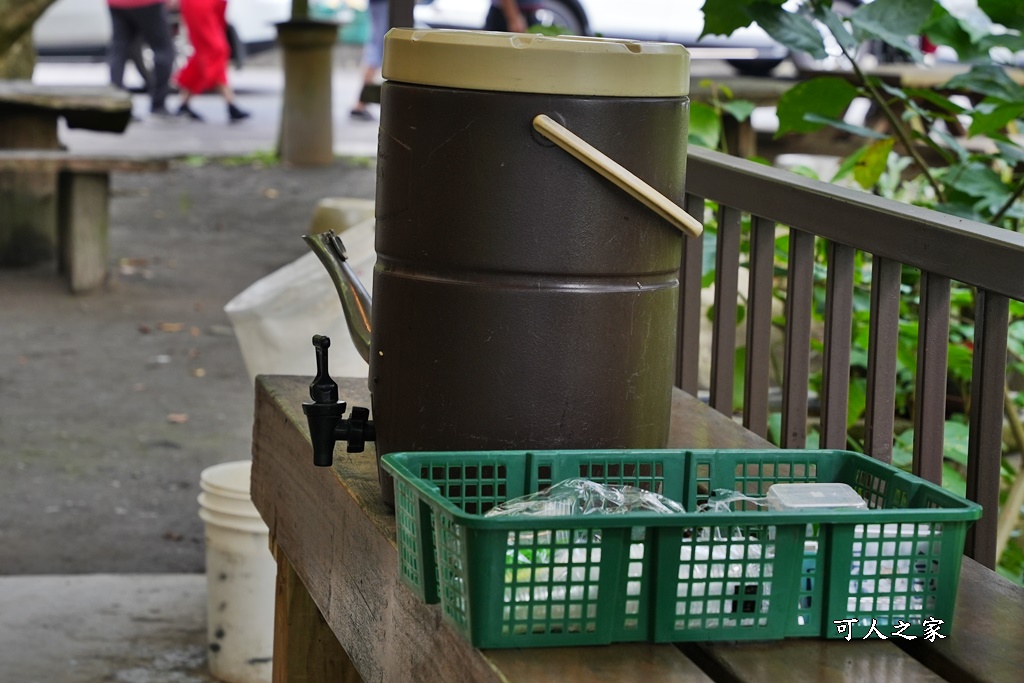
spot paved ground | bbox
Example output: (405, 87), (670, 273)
(1, 46), (379, 682)
(1, 574), (213, 683)
(34, 44), (380, 158)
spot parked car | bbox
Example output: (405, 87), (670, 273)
(33, 0), (349, 62)
(413, 0), (790, 75)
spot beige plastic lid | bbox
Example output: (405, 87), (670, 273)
(381, 28), (689, 97)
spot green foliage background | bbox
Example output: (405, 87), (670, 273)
(696, 0), (1024, 583)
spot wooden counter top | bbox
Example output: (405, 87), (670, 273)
(252, 375), (1024, 683)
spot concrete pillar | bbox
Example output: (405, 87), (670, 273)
(276, 20), (340, 167)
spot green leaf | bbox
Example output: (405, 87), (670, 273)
(814, 6), (858, 55)
(776, 77), (859, 136)
(688, 101), (721, 150)
(1010, 319), (1024, 344)
(848, 377), (868, 429)
(899, 98), (938, 124)
(881, 156), (916, 198)
(891, 446), (913, 471)
(802, 113), (891, 140)
(701, 0), (770, 38)
(943, 64), (1024, 102)
(702, 228), (718, 280)
(1006, 321), (1024, 366)
(947, 343), (974, 386)
(734, 347), (746, 413)
(853, 138), (896, 189)
(902, 88), (968, 115)
(942, 462), (967, 498)
(969, 101), (1024, 136)
(831, 143), (868, 183)
(877, 80), (909, 101)
(849, 0), (932, 58)
(892, 421), (970, 491)
(528, 20), (573, 36)
(950, 288), (975, 311)
(933, 129), (972, 163)
(980, 0), (1024, 31)
(998, 200), (1024, 221)
(924, 3), (991, 62)
(721, 99), (757, 122)
(748, 4), (828, 60)
(788, 164), (822, 180)
(978, 32), (1024, 56)
(767, 412), (783, 447)
(997, 141), (1024, 166)
(910, 128), (955, 166)
(943, 162), (1013, 206)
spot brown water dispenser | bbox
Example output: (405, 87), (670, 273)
(302, 28), (699, 506)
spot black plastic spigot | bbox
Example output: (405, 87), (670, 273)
(302, 335), (376, 467)
(309, 334), (339, 404)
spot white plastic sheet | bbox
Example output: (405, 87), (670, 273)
(224, 214), (376, 384)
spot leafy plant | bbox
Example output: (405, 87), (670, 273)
(690, 79), (758, 153)
(698, 0), (1024, 583)
(704, 0), (1024, 224)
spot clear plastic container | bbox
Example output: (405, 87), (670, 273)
(766, 482), (868, 511)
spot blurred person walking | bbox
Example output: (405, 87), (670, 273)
(106, 0), (176, 116)
(350, 0), (389, 121)
(174, 0), (249, 122)
(483, 0), (540, 33)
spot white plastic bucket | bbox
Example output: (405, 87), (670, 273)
(198, 460), (276, 683)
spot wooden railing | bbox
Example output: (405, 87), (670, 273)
(678, 146), (1024, 568)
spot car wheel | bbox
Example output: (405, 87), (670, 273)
(533, 0), (587, 36)
(728, 57), (785, 77)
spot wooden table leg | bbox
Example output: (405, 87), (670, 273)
(272, 543), (363, 683)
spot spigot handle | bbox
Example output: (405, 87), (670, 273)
(310, 334), (339, 404)
(341, 405), (376, 452)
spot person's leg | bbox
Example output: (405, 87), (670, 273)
(176, 88), (203, 120)
(136, 2), (176, 113)
(217, 83), (249, 121)
(350, 63), (377, 119)
(176, 0), (230, 113)
(482, 6), (507, 32)
(129, 36), (152, 91)
(351, 1), (388, 120)
(107, 8), (134, 90)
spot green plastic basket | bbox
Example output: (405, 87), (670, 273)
(381, 449), (981, 649)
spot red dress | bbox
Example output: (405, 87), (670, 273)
(175, 0), (229, 93)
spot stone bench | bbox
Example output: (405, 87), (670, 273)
(0, 151), (170, 293)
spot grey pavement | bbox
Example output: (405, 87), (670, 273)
(0, 574), (213, 683)
(35, 45), (380, 159)
(1, 47), (376, 683)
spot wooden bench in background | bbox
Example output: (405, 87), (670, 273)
(0, 151), (169, 292)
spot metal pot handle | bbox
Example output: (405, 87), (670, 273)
(532, 114), (703, 238)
